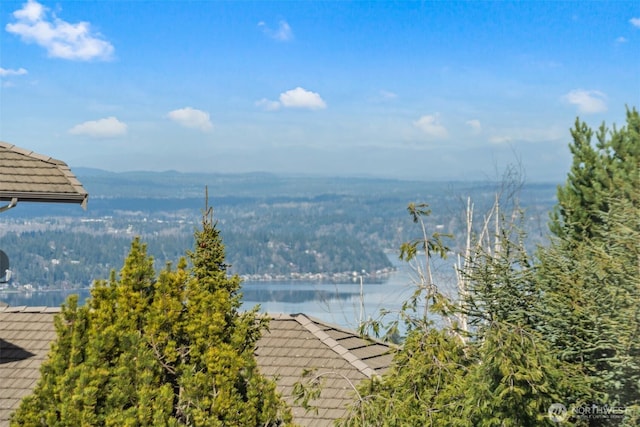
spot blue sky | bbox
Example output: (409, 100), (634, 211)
(0, 1), (638, 181)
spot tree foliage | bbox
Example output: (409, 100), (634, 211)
(550, 108), (640, 243)
(336, 108), (639, 426)
(538, 108), (640, 425)
(341, 202), (590, 426)
(11, 204), (292, 426)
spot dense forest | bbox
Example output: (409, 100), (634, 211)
(0, 173), (556, 288)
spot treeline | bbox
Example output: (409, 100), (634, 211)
(0, 171), (557, 288)
(0, 231), (192, 288)
(0, 225), (392, 287)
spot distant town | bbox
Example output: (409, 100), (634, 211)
(0, 169), (557, 291)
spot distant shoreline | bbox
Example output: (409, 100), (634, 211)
(0, 267), (396, 294)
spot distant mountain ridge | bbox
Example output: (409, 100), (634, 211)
(71, 167), (557, 200)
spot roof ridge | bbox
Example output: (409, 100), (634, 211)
(292, 313), (379, 379)
(289, 312), (395, 347)
(264, 312), (295, 320)
(0, 305), (61, 313)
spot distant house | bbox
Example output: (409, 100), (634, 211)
(0, 307), (394, 426)
(0, 141), (88, 211)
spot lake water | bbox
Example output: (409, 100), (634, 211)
(0, 260), (458, 332)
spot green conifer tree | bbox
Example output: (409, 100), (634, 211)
(537, 108), (640, 426)
(11, 204), (292, 426)
(336, 201), (590, 426)
(538, 200), (640, 424)
(550, 108), (639, 243)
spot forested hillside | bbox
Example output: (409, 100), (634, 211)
(0, 173), (557, 288)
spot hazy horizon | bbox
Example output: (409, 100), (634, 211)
(68, 164), (565, 184)
(1, 1), (637, 182)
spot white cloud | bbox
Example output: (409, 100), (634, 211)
(279, 87), (326, 109)
(13, 0), (43, 21)
(615, 36), (628, 43)
(488, 126), (565, 145)
(257, 87), (327, 111)
(258, 20), (294, 41)
(413, 114), (448, 139)
(466, 119), (482, 134)
(0, 67), (28, 76)
(255, 98), (281, 111)
(562, 89), (607, 114)
(630, 17), (640, 28)
(368, 90), (398, 104)
(371, 89), (398, 103)
(488, 135), (513, 144)
(379, 90), (398, 100)
(69, 117), (127, 138)
(166, 107), (213, 132)
(5, 0), (114, 61)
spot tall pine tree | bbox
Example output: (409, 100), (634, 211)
(550, 107), (640, 243)
(12, 203), (292, 426)
(538, 108), (640, 425)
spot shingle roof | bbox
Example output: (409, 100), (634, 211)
(0, 306), (60, 425)
(256, 313), (395, 426)
(0, 308), (394, 427)
(0, 142), (88, 208)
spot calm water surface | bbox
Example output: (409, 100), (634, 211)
(1, 261), (457, 331)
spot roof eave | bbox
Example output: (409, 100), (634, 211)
(0, 192), (88, 209)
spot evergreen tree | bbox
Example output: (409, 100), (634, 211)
(538, 198), (640, 424)
(337, 327), (468, 427)
(537, 108), (640, 425)
(11, 205), (292, 426)
(301, 109), (638, 426)
(453, 217), (591, 426)
(335, 201), (590, 426)
(550, 108), (639, 243)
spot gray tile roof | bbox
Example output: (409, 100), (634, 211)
(0, 142), (88, 208)
(0, 308), (394, 427)
(256, 314), (394, 426)
(0, 306), (60, 426)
